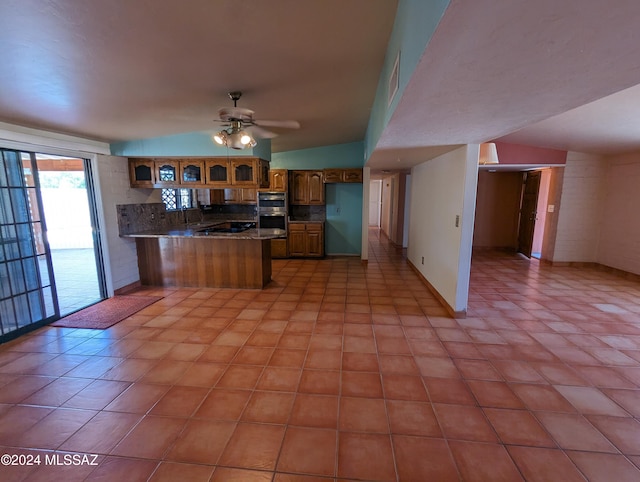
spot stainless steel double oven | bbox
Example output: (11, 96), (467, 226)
(257, 192), (287, 231)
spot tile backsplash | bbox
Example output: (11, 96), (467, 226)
(116, 203), (181, 235)
(117, 203), (258, 235)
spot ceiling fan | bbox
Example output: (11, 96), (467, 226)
(212, 91), (300, 149)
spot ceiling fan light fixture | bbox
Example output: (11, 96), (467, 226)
(240, 133), (252, 145)
(212, 132), (227, 145)
(212, 127), (256, 150)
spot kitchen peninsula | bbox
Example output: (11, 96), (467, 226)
(118, 204), (284, 289)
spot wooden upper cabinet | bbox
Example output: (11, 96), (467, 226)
(268, 169), (288, 192)
(129, 158), (155, 188)
(323, 168), (363, 183)
(223, 188), (256, 204)
(205, 159), (231, 186)
(229, 158), (270, 188)
(128, 156), (269, 188)
(323, 169), (342, 183)
(290, 170), (309, 204)
(307, 171), (324, 204)
(230, 158), (257, 186)
(289, 170), (324, 205)
(343, 168), (363, 183)
(154, 160), (180, 187)
(180, 159), (205, 186)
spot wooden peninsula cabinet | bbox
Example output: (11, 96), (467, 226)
(290, 170), (324, 205)
(288, 222), (324, 257)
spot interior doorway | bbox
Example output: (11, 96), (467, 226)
(36, 154), (104, 315)
(369, 179), (382, 227)
(517, 169), (551, 259)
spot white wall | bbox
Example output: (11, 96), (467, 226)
(407, 145), (479, 313)
(94, 155), (160, 293)
(597, 153), (640, 275)
(553, 152), (607, 262)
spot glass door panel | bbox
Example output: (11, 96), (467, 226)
(0, 150), (56, 338)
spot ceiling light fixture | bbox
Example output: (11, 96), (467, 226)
(479, 143), (499, 165)
(212, 121), (257, 150)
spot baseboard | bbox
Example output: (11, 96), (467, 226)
(407, 259), (466, 319)
(544, 260), (640, 281)
(114, 280), (142, 295)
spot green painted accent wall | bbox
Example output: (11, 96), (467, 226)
(271, 142), (364, 169)
(325, 183), (363, 255)
(110, 132), (271, 160)
(364, 0), (450, 160)
(272, 142), (364, 256)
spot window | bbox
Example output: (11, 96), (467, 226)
(161, 188), (192, 211)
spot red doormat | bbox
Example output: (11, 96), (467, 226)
(52, 295), (163, 329)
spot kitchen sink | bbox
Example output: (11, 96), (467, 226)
(198, 222), (255, 234)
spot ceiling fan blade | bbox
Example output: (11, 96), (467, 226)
(253, 119), (300, 129)
(246, 125), (278, 139)
(218, 106), (254, 122)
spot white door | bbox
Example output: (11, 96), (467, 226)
(369, 180), (381, 226)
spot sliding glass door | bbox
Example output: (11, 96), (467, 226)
(0, 150), (56, 337)
(0, 149), (106, 341)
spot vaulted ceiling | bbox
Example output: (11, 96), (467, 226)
(2, 0), (640, 171)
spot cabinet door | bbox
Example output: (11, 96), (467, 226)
(323, 169), (342, 183)
(224, 188), (240, 203)
(240, 189), (257, 204)
(343, 168), (363, 183)
(288, 224), (306, 256)
(129, 158), (155, 188)
(180, 159), (205, 186)
(308, 171), (325, 204)
(258, 159), (270, 188)
(289, 171), (308, 204)
(271, 238), (288, 258)
(155, 160), (180, 187)
(230, 158), (257, 186)
(306, 224), (324, 257)
(269, 169), (288, 192)
(211, 189), (225, 204)
(205, 159), (230, 186)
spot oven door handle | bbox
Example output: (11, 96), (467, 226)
(259, 213), (286, 216)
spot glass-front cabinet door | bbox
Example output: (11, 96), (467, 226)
(180, 159), (205, 186)
(205, 159), (230, 187)
(230, 158), (256, 186)
(128, 158), (155, 187)
(154, 160), (179, 187)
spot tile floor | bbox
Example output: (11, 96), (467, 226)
(49, 249), (102, 316)
(1, 229), (640, 481)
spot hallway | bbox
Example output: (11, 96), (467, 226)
(0, 229), (639, 480)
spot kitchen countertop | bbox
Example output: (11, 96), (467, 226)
(121, 221), (286, 240)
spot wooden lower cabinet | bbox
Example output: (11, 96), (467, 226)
(271, 238), (288, 258)
(288, 222), (324, 257)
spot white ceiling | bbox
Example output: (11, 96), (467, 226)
(2, 0), (640, 171)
